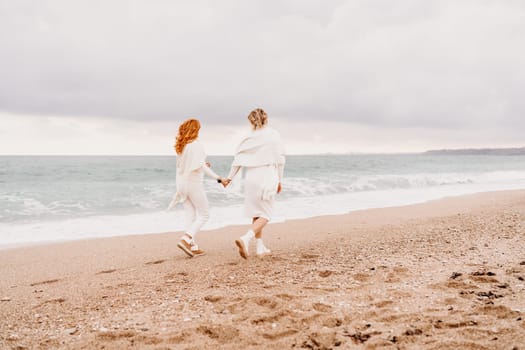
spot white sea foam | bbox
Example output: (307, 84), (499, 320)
(1, 179), (523, 248)
(2, 155), (525, 247)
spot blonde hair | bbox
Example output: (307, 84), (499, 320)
(174, 118), (200, 154)
(247, 108), (268, 130)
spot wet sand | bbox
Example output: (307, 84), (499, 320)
(1, 190), (524, 349)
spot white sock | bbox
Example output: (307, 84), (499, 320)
(241, 230), (255, 242)
(182, 233), (193, 244)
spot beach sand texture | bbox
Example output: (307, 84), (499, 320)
(1, 190), (524, 349)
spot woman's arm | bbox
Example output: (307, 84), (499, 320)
(227, 165), (241, 181)
(221, 166), (241, 188)
(202, 164), (220, 180)
(277, 164), (284, 193)
(278, 164), (284, 183)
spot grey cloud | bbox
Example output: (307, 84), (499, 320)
(0, 0), (524, 131)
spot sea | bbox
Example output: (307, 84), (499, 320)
(1, 154), (525, 248)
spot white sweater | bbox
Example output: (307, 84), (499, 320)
(168, 140), (219, 209)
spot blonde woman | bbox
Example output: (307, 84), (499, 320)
(168, 118), (226, 257)
(223, 108), (285, 258)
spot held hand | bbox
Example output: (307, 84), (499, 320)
(221, 178), (231, 188)
(277, 182), (282, 194)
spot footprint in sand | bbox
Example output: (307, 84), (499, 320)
(322, 316), (343, 328)
(115, 282), (134, 288)
(403, 327), (423, 336)
(385, 272), (401, 283)
(476, 290), (504, 300)
(376, 313), (402, 323)
(226, 296), (281, 315)
(445, 279), (479, 291)
(253, 296), (280, 309)
(302, 330), (342, 349)
(318, 270), (334, 278)
(145, 259), (166, 265)
(204, 295), (223, 303)
(433, 319), (478, 329)
(261, 328), (299, 340)
(456, 327), (499, 342)
(96, 330), (137, 341)
(312, 302), (332, 313)
(373, 300), (394, 308)
(96, 331), (164, 347)
(342, 329), (382, 345)
(384, 266), (410, 283)
(430, 272), (480, 292)
(164, 271), (189, 280)
(165, 331), (192, 344)
(475, 304), (519, 319)
(265, 255), (286, 262)
(44, 297), (66, 304)
(450, 272), (463, 279)
(35, 297), (67, 307)
(300, 253), (320, 262)
(275, 293), (299, 301)
(30, 279), (60, 286)
(196, 324), (240, 343)
(470, 270), (499, 283)
(353, 273), (371, 282)
(251, 309), (295, 325)
(393, 266), (410, 274)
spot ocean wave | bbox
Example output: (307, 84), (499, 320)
(2, 181), (524, 247)
(280, 171), (525, 197)
(2, 170), (525, 224)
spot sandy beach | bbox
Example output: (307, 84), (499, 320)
(0, 190), (524, 349)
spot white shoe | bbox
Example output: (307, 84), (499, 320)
(190, 242), (206, 257)
(177, 239), (194, 258)
(256, 241), (271, 256)
(235, 236), (250, 259)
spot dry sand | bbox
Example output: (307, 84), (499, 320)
(1, 190), (524, 349)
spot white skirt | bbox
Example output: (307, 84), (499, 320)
(243, 165), (278, 220)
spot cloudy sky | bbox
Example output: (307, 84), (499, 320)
(0, 0), (523, 155)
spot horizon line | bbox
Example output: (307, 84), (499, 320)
(2, 146), (523, 157)
(0, 152), (421, 156)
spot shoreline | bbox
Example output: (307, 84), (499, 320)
(2, 187), (524, 251)
(1, 189), (524, 349)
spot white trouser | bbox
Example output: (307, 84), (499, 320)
(182, 181), (210, 238)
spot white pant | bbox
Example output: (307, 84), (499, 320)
(182, 181), (210, 238)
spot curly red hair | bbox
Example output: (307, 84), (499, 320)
(175, 118), (201, 154)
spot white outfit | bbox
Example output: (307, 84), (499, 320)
(168, 140), (219, 238)
(228, 127), (285, 221)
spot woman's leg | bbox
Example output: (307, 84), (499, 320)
(236, 217), (270, 259)
(252, 217), (268, 238)
(236, 166), (273, 258)
(182, 198), (196, 238)
(185, 182), (210, 240)
(178, 183), (209, 257)
(252, 217), (271, 255)
(178, 198), (198, 257)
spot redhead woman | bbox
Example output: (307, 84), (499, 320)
(223, 108), (285, 258)
(168, 118), (226, 257)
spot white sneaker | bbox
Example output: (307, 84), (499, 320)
(235, 236), (250, 259)
(190, 244), (206, 257)
(177, 239), (194, 258)
(256, 241), (271, 256)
